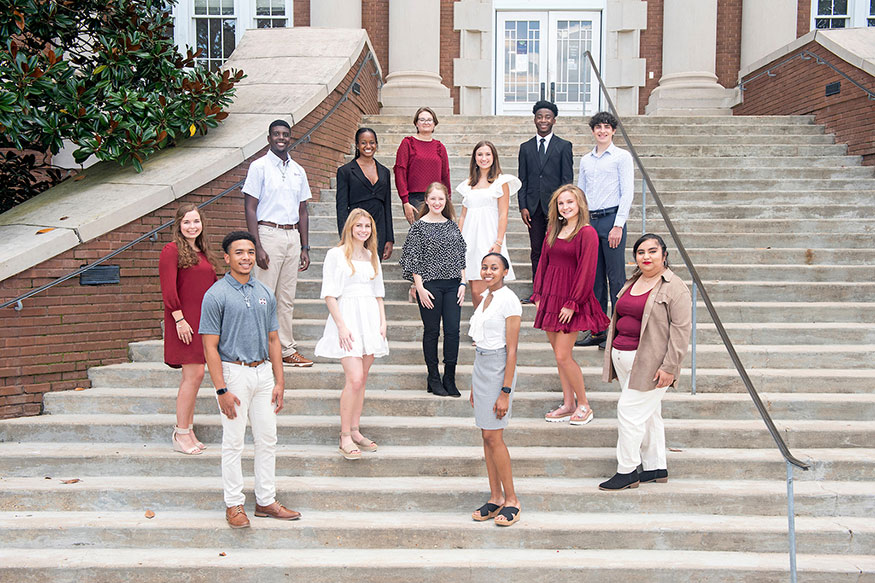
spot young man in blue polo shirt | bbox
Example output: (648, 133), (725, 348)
(200, 231), (301, 528)
(575, 111), (634, 348)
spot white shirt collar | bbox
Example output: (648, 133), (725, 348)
(267, 149), (291, 168)
(589, 142), (617, 158)
(536, 133), (554, 149)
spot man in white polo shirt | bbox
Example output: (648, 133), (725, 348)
(243, 119), (313, 367)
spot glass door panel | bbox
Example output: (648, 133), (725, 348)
(496, 12), (548, 115)
(549, 12), (600, 117)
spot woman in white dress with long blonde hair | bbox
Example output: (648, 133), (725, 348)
(315, 209), (389, 460)
(457, 140), (521, 309)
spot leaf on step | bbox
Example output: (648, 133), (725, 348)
(144, 509), (155, 519)
(59, 216), (69, 220)
(74, 387), (87, 391)
(61, 478), (81, 484)
(219, 552), (226, 557)
(35, 228), (55, 234)
(668, 448), (683, 452)
(44, 476), (51, 480)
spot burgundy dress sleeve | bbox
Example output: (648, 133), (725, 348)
(531, 233), (551, 303)
(564, 226), (600, 312)
(394, 136), (412, 204)
(159, 243), (182, 313)
(438, 141), (451, 198)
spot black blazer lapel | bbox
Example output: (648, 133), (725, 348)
(350, 161), (375, 189)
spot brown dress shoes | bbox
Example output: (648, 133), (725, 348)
(255, 501), (302, 520)
(225, 504), (251, 529)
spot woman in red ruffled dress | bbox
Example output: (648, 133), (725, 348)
(532, 185), (609, 426)
(159, 203), (220, 454)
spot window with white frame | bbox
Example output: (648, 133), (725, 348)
(173, 1), (293, 71)
(255, 0), (288, 28)
(194, 0), (237, 71)
(813, 0), (875, 28)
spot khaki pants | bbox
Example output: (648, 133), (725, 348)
(255, 224), (300, 356)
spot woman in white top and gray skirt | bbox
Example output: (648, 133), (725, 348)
(468, 252), (522, 526)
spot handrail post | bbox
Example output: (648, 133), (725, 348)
(787, 461), (798, 583)
(641, 177), (647, 235)
(690, 282), (697, 395)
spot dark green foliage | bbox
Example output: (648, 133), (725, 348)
(0, 0), (244, 212)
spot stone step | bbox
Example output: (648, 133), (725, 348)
(292, 277), (875, 303)
(4, 440), (871, 481)
(0, 475), (870, 516)
(285, 299), (875, 324)
(88, 362), (875, 394)
(1, 547), (870, 583)
(367, 119), (824, 134)
(43, 387), (875, 422)
(304, 243), (875, 266)
(640, 155), (862, 168)
(3, 414), (872, 450)
(134, 316), (875, 348)
(0, 510), (870, 555)
(306, 230), (875, 249)
(304, 260), (871, 284)
(364, 114), (819, 126)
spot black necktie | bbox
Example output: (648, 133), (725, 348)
(538, 137), (547, 164)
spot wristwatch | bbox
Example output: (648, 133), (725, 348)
(301, 245), (310, 251)
(216, 388), (228, 396)
(500, 386), (512, 394)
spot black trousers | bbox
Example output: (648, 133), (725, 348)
(527, 205), (548, 282)
(591, 213), (627, 320)
(417, 278), (461, 368)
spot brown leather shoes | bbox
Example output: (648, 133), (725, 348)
(282, 352), (313, 367)
(255, 501), (302, 521)
(225, 504), (250, 529)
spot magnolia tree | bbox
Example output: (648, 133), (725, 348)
(0, 0), (244, 212)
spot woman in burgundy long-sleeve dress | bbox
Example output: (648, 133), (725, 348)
(159, 203), (220, 455)
(533, 185), (610, 426)
(394, 106), (452, 301)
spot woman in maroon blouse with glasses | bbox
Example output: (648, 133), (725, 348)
(394, 106), (452, 301)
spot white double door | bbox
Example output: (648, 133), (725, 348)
(497, 11), (601, 116)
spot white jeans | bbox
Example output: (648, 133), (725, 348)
(219, 361), (277, 507)
(612, 349), (669, 474)
(255, 224), (301, 356)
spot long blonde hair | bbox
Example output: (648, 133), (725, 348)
(467, 140), (502, 187)
(171, 203), (221, 271)
(546, 184), (590, 246)
(415, 182), (456, 221)
(339, 208), (380, 278)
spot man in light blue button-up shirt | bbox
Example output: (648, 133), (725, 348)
(576, 112), (634, 346)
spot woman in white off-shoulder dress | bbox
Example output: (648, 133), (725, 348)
(457, 140), (522, 308)
(315, 209), (388, 460)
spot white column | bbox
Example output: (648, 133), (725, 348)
(380, 0), (454, 115)
(453, 0), (492, 115)
(310, 0), (362, 29)
(740, 0), (797, 71)
(645, 0), (738, 115)
(604, 0), (648, 116)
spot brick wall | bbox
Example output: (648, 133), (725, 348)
(0, 47), (380, 419)
(362, 0), (389, 82)
(734, 41), (875, 166)
(638, 0), (663, 114)
(797, 0), (810, 37)
(716, 0), (742, 89)
(294, 0), (310, 26)
(440, 0), (461, 114)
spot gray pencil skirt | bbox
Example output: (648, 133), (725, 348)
(472, 346), (516, 430)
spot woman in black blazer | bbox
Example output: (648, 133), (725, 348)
(337, 128), (395, 260)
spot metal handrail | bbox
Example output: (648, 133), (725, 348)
(584, 50), (808, 582)
(739, 49), (875, 100)
(1, 50), (377, 311)
(583, 50), (808, 471)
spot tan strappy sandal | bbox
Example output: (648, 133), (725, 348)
(339, 431), (362, 460)
(350, 426), (377, 452)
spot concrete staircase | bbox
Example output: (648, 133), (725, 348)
(1, 115), (874, 581)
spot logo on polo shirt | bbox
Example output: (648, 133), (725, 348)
(259, 297), (267, 305)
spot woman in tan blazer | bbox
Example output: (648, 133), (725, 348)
(599, 234), (692, 491)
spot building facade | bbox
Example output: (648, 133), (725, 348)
(168, 0), (874, 116)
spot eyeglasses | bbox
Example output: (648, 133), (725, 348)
(417, 118), (434, 124)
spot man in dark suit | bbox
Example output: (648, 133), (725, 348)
(517, 101), (574, 304)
